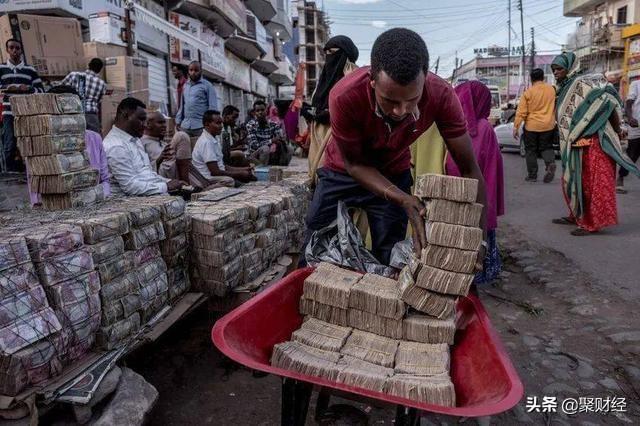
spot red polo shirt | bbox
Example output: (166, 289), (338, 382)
(324, 66), (467, 176)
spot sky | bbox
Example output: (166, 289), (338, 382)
(320, 0), (580, 78)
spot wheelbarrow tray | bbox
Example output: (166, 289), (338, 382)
(212, 268), (523, 417)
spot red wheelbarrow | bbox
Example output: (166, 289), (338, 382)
(212, 268), (524, 424)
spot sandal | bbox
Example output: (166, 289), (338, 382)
(552, 217), (575, 225)
(570, 228), (592, 236)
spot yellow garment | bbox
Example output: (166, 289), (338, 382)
(513, 81), (556, 132)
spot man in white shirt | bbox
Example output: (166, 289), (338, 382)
(191, 110), (255, 188)
(103, 97), (186, 196)
(618, 79), (640, 192)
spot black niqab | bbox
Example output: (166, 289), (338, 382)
(311, 36), (359, 117)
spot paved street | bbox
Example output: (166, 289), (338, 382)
(500, 149), (640, 301)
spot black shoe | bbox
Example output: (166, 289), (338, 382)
(525, 176), (537, 182)
(543, 163), (556, 183)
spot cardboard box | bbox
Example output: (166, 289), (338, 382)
(83, 42), (128, 79)
(0, 14), (84, 77)
(105, 56), (149, 97)
(100, 86), (126, 137)
(88, 12), (128, 47)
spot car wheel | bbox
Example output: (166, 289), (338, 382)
(519, 136), (526, 157)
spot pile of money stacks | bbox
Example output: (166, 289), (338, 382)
(187, 182), (308, 297)
(399, 174), (482, 319)
(10, 93), (104, 210)
(67, 211), (138, 351)
(0, 235), (64, 395)
(24, 225), (100, 364)
(273, 262), (456, 406)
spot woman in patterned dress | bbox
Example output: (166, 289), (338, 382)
(551, 52), (640, 236)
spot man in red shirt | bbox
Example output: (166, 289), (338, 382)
(304, 28), (487, 265)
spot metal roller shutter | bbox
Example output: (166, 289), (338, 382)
(139, 50), (169, 111)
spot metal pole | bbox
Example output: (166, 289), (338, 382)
(507, 0), (511, 102)
(163, 0), (173, 116)
(518, 0), (525, 95)
(530, 27), (536, 76)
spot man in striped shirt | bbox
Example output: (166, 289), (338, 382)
(1, 39), (44, 171)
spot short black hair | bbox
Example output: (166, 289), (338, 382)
(530, 68), (544, 82)
(47, 85), (79, 96)
(222, 105), (240, 116)
(253, 100), (266, 109)
(371, 28), (429, 85)
(189, 60), (201, 67)
(88, 58), (104, 73)
(202, 109), (221, 126)
(116, 97), (146, 119)
(172, 64), (187, 75)
(5, 38), (21, 50)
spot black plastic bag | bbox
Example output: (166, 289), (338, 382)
(304, 201), (396, 277)
(389, 238), (414, 271)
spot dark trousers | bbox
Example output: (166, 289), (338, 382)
(302, 168), (412, 266)
(619, 137), (640, 178)
(1, 115), (17, 172)
(524, 128), (555, 177)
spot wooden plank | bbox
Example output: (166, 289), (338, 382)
(142, 292), (207, 342)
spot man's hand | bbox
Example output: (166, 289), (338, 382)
(167, 179), (184, 192)
(157, 144), (174, 166)
(18, 84), (30, 93)
(400, 194), (427, 255)
(629, 118), (639, 128)
(512, 128), (519, 140)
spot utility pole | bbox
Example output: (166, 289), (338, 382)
(507, 0), (511, 102)
(518, 0), (525, 94)
(125, 2), (134, 57)
(530, 27), (536, 76)
(434, 56), (440, 75)
(453, 50), (458, 81)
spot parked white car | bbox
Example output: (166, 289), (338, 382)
(495, 123), (524, 156)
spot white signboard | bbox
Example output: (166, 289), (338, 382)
(201, 27), (227, 80)
(133, 0), (167, 53)
(256, 19), (270, 55)
(225, 51), (251, 92)
(0, 0), (87, 18)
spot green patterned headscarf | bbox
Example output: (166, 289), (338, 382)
(553, 52), (581, 107)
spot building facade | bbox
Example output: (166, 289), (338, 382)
(454, 54), (556, 101)
(292, 0), (330, 97)
(0, 0), (298, 119)
(564, 0), (640, 82)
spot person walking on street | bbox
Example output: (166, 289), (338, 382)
(617, 78), (640, 193)
(61, 58), (108, 133)
(0, 39), (44, 171)
(446, 81), (504, 284)
(551, 52), (640, 236)
(176, 61), (218, 138)
(513, 68), (557, 183)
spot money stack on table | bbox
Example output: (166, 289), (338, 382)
(0, 235), (65, 396)
(187, 183), (307, 297)
(10, 93), (104, 210)
(398, 174), (482, 318)
(272, 261), (456, 407)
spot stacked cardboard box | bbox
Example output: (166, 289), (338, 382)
(187, 181), (309, 297)
(23, 225), (101, 364)
(11, 93), (104, 210)
(0, 235), (65, 396)
(399, 174), (482, 318)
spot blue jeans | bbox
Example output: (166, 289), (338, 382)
(2, 116), (17, 172)
(302, 168), (412, 266)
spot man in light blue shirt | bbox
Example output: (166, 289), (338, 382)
(176, 61), (218, 137)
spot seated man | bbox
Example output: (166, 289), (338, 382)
(141, 111), (192, 183)
(221, 105), (249, 166)
(103, 97), (186, 196)
(245, 100), (288, 165)
(191, 110), (255, 188)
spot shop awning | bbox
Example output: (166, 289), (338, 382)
(226, 33), (265, 62)
(252, 57), (278, 74)
(245, 0), (277, 22)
